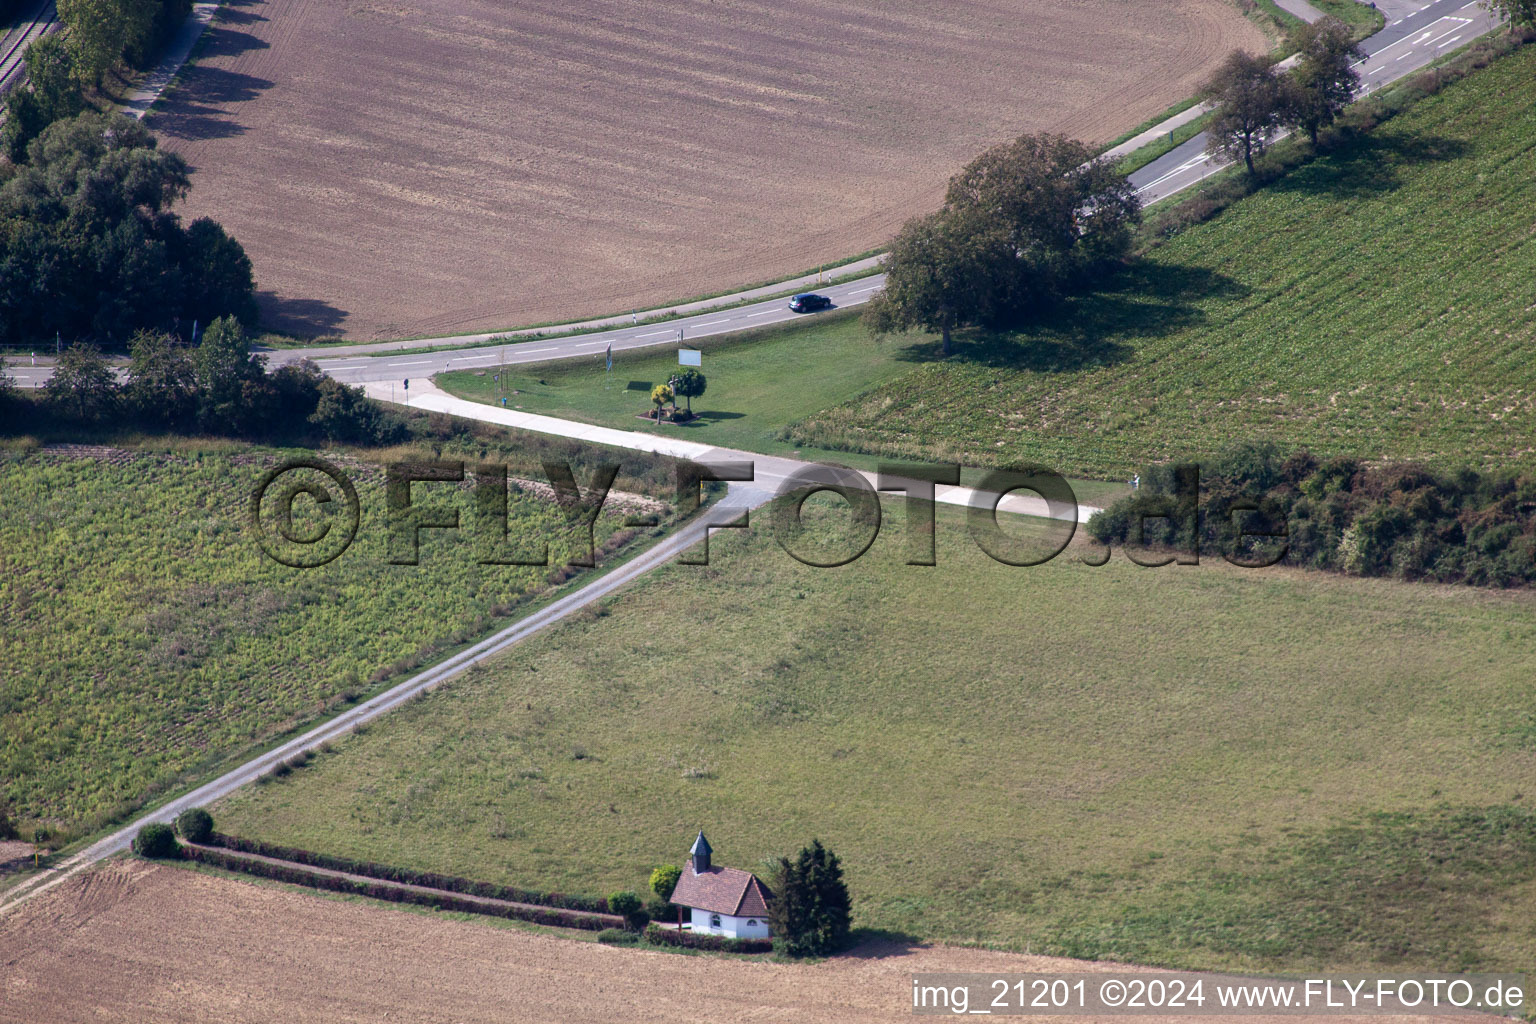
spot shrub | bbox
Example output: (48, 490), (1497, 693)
(174, 807), (214, 844)
(642, 923), (772, 954)
(649, 864), (681, 901)
(0, 801), (17, 841)
(644, 892), (676, 925)
(597, 928), (639, 945)
(132, 823), (180, 859)
(1089, 443), (1536, 588)
(607, 889), (648, 930)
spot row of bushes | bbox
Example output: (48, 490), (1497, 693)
(207, 832), (610, 914)
(1088, 442), (1536, 587)
(13, 319), (402, 444)
(180, 843), (614, 930)
(642, 922), (773, 954)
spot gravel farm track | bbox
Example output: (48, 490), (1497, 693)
(148, 0), (1266, 341)
(0, 863), (1474, 1024)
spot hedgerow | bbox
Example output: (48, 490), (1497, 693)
(642, 923), (772, 954)
(1088, 442), (1536, 587)
(207, 833), (609, 913)
(181, 844), (614, 929)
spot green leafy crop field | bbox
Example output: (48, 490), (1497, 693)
(781, 45), (1536, 479)
(0, 440), (667, 838)
(216, 500), (1536, 974)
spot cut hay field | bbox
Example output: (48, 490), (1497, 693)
(0, 438), (672, 840)
(215, 500), (1536, 975)
(3, 862), (1464, 1024)
(784, 44), (1536, 479)
(149, 0), (1265, 340)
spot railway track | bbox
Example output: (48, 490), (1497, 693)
(0, 0), (59, 94)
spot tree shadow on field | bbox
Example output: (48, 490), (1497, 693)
(840, 927), (928, 959)
(147, 65), (274, 141)
(1272, 130), (1472, 200)
(896, 261), (1247, 372)
(215, 0), (270, 27)
(197, 23), (272, 60)
(258, 293), (350, 338)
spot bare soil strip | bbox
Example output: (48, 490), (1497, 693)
(0, 863), (1476, 1024)
(149, 0), (1266, 340)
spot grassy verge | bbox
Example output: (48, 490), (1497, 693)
(1113, 108), (1216, 177)
(214, 498), (1536, 973)
(1311, 0), (1387, 39)
(435, 310), (913, 462)
(1099, 98), (1204, 153)
(431, 313), (1131, 508)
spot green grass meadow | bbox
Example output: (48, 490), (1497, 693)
(0, 441), (665, 837)
(435, 317), (1132, 510)
(435, 311), (918, 463)
(216, 500), (1536, 973)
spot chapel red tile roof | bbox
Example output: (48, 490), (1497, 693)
(670, 863), (773, 917)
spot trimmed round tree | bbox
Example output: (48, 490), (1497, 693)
(649, 383), (674, 421)
(132, 823), (180, 859)
(607, 889), (648, 931)
(175, 807), (214, 844)
(671, 369), (706, 414)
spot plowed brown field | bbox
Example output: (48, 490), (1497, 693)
(0, 863), (1473, 1024)
(149, 0), (1265, 341)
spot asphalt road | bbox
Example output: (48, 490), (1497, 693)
(305, 277), (891, 386)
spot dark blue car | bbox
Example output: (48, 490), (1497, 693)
(788, 293), (833, 313)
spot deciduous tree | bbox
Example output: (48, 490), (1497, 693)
(1203, 50), (1286, 176)
(1, 36), (85, 162)
(1284, 18), (1365, 145)
(867, 132), (1139, 351)
(670, 368), (706, 413)
(649, 382), (673, 421)
(863, 209), (994, 356)
(125, 329), (195, 428)
(650, 864), (682, 902)
(193, 315), (267, 434)
(1482, 0), (1536, 26)
(943, 133), (1140, 315)
(0, 112), (254, 345)
(44, 344), (119, 422)
(57, 0), (134, 86)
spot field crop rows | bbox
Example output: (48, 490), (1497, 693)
(0, 443), (656, 837)
(215, 500), (1536, 973)
(784, 46), (1536, 479)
